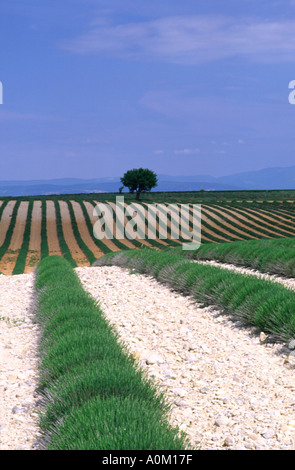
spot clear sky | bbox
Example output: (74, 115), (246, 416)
(1, 0), (295, 181)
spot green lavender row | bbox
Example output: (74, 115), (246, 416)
(95, 247), (295, 343)
(34, 255), (190, 450)
(178, 236), (295, 278)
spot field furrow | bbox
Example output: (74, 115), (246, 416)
(121, 201), (173, 247)
(106, 201), (142, 249)
(200, 213), (232, 242)
(70, 200), (105, 260)
(0, 201), (29, 274)
(201, 206), (249, 241)
(229, 206), (295, 236)
(207, 205), (278, 239)
(24, 201), (42, 273)
(0, 196), (294, 274)
(143, 202), (185, 246)
(0, 201), (16, 247)
(58, 201), (89, 266)
(46, 201), (63, 257)
(118, 201), (153, 248)
(84, 201), (121, 252)
(244, 206), (295, 229)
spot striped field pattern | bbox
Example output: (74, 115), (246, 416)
(0, 197), (295, 274)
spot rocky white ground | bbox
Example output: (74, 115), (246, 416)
(0, 273), (41, 450)
(77, 265), (295, 451)
(1, 261), (295, 450)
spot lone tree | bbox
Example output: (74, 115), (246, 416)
(120, 168), (158, 200)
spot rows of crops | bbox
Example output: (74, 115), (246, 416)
(96, 247), (295, 343)
(0, 197), (295, 275)
(177, 236), (295, 278)
(35, 255), (190, 450)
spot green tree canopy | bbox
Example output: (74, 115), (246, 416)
(120, 168), (158, 200)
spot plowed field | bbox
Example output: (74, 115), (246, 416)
(0, 198), (294, 274)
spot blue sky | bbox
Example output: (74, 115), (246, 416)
(1, 0), (295, 181)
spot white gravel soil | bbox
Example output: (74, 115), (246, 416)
(1, 262), (295, 450)
(76, 265), (295, 451)
(0, 272), (41, 450)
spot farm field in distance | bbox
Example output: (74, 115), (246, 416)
(1, 189), (295, 275)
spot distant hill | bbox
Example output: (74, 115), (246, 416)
(159, 166), (295, 190)
(215, 166), (295, 190)
(0, 165), (295, 196)
(0, 177), (240, 196)
(0, 179), (122, 197)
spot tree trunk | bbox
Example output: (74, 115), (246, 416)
(136, 189), (141, 200)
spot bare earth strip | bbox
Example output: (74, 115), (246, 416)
(83, 201), (121, 252)
(247, 208), (295, 234)
(0, 201), (16, 247)
(272, 207), (295, 219)
(70, 200), (105, 260)
(46, 201), (62, 257)
(206, 206), (276, 239)
(260, 204), (295, 218)
(95, 200), (148, 249)
(24, 201), (42, 274)
(230, 207), (295, 237)
(0, 202), (29, 275)
(200, 213), (232, 242)
(188, 206), (218, 244)
(245, 207), (295, 228)
(202, 206), (258, 240)
(143, 203), (216, 244)
(58, 201), (89, 266)
(99, 200), (143, 247)
(199, 207), (246, 241)
(118, 201), (154, 248)
(143, 203), (181, 246)
(106, 201), (140, 249)
(220, 206), (292, 238)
